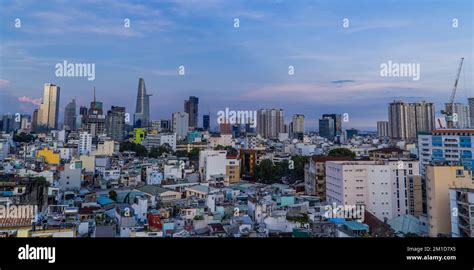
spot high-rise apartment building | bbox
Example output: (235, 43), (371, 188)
(256, 109), (284, 139)
(468, 98), (474, 128)
(388, 101), (435, 142)
(377, 121), (389, 137)
(172, 112), (189, 140)
(184, 96), (199, 129)
(106, 106), (126, 141)
(291, 114), (304, 139)
(134, 78), (151, 128)
(448, 102), (470, 129)
(38, 83), (60, 130)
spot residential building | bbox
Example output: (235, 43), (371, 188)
(426, 165), (474, 237)
(449, 188), (474, 237)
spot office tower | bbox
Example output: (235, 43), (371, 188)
(172, 112), (189, 140)
(83, 89), (106, 137)
(292, 114), (304, 139)
(449, 188), (474, 237)
(38, 83), (60, 130)
(32, 109), (38, 132)
(184, 96), (199, 129)
(134, 78), (151, 128)
(319, 117), (334, 140)
(78, 132), (93, 155)
(322, 114), (342, 139)
(79, 106), (88, 116)
(63, 99), (76, 131)
(388, 101), (435, 142)
(447, 102), (470, 129)
(256, 109), (285, 139)
(377, 121), (390, 137)
(469, 98), (474, 128)
(326, 160), (420, 221)
(106, 106), (126, 141)
(426, 165), (474, 237)
(346, 128), (358, 139)
(203, 114), (210, 131)
(1, 114), (16, 133)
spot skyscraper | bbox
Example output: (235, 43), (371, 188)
(31, 109), (38, 132)
(184, 96), (199, 129)
(134, 78), (151, 128)
(291, 114), (304, 139)
(319, 117), (334, 140)
(256, 109), (285, 139)
(203, 114), (210, 131)
(377, 121), (389, 137)
(388, 101), (435, 142)
(468, 98), (474, 128)
(106, 106), (126, 141)
(38, 83), (60, 130)
(63, 99), (76, 131)
(83, 89), (106, 137)
(448, 102), (470, 129)
(322, 114), (342, 139)
(172, 112), (189, 140)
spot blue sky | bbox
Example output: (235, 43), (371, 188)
(0, 0), (473, 131)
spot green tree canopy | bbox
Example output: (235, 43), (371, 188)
(119, 141), (148, 157)
(328, 148), (355, 158)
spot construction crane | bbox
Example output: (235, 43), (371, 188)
(441, 57), (464, 128)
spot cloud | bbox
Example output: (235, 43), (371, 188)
(0, 79), (10, 89)
(331, 80), (355, 84)
(18, 96), (42, 106)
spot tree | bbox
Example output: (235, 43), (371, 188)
(13, 132), (35, 143)
(188, 148), (200, 159)
(255, 159), (276, 184)
(328, 148), (355, 158)
(109, 190), (118, 201)
(119, 141), (148, 157)
(290, 155), (309, 181)
(214, 145), (237, 156)
(149, 143), (173, 158)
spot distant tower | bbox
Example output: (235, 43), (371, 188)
(63, 99), (76, 131)
(37, 83), (61, 130)
(184, 96), (199, 129)
(134, 78), (151, 128)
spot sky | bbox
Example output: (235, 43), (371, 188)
(0, 0), (473, 131)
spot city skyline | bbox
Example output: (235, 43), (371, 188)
(0, 0), (473, 131)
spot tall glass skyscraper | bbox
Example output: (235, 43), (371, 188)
(184, 96), (199, 129)
(134, 78), (151, 128)
(38, 83), (60, 130)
